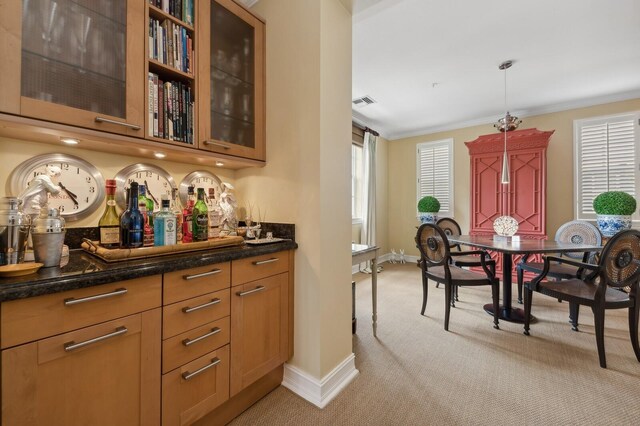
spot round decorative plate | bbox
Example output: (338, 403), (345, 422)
(493, 216), (519, 236)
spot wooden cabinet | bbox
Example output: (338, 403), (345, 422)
(0, 0), (145, 136)
(1, 276), (162, 426)
(197, 0), (266, 161)
(465, 128), (554, 278)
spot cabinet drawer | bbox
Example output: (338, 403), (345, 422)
(164, 262), (230, 305)
(163, 317), (230, 374)
(162, 345), (230, 426)
(231, 251), (289, 286)
(1, 275), (162, 349)
(163, 289), (230, 339)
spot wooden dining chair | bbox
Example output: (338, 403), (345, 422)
(523, 229), (640, 368)
(416, 223), (500, 330)
(516, 220), (601, 305)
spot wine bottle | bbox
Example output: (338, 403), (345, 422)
(140, 200), (154, 247)
(154, 195), (177, 246)
(120, 182), (144, 248)
(192, 188), (209, 241)
(171, 188), (183, 243)
(138, 184), (154, 228)
(182, 186), (195, 243)
(207, 188), (221, 238)
(99, 179), (120, 248)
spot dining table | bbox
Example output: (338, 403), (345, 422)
(447, 235), (602, 323)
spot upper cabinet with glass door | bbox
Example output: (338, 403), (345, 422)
(198, 0), (265, 161)
(0, 0), (144, 137)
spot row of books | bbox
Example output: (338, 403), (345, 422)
(149, 18), (194, 75)
(149, 0), (194, 26)
(148, 73), (194, 144)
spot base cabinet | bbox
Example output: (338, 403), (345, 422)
(1, 309), (161, 426)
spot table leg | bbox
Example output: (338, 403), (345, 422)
(371, 257), (377, 336)
(483, 252), (533, 323)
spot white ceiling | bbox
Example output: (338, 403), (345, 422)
(352, 0), (640, 140)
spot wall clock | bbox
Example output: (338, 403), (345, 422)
(179, 170), (223, 209)
(114, 163), (177, 212)
(8, 153), (105, 221)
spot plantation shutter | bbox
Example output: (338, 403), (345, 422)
(417, 139), (453, 217)
(575, 113), (640, 220)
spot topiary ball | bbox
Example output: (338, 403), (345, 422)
(418, 196), (440, 213)
(593, 191), (636, 215)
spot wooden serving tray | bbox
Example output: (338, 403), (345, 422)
(81, 236), (245, 262)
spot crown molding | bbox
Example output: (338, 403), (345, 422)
(384, 90), (640, 141)
(351, 110), (389, 139)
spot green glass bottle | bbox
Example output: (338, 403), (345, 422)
(192, 188), (209, 241)
(138, 184), (154, 228)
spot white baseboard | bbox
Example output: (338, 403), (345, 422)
(282, 353), (359, 408)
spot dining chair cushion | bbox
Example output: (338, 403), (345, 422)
(536, 279), (631, 307)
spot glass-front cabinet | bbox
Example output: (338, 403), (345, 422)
(198, 0), (265, 161)
(0, 0), (144, 136)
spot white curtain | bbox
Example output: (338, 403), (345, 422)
(362, 130), (379, 271)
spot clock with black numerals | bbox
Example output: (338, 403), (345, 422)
(8, 153), (105, 221)
(179, 170), (223, 208)
(114, 163), (177, 212)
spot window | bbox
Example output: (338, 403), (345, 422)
(416, 139), (454, 217)
(352, 143), (364, 222)
(574, 112), (640, 221)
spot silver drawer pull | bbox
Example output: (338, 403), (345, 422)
(252, 258), (279, 266)
(95, 116), (141, 130)
(182, 327), (221, 347)
(236, 285), (265, 297)
(203, 140), (231, 149)
(182, 298), (221, 313)
(64, 326), (128, 352)
(64, 288), (128, 306)
(182, 357), (221, 381)
(183, 269), (222, 280)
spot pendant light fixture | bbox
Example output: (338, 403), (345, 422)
(494, 60), (522, 185)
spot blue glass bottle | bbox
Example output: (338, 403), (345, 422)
(120, 182), (144, 248)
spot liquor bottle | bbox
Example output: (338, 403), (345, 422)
(192, 188), (209, 241)
(207, 188), (221, 238)
(182, 186), (195, 243)
(139, 200), (154, 247)
(138, 184), (154, 228)
(99, 179), (120, 248)
(154, 195), (177, 246)
(120, 183), (143, 248)
(170, 188), (183, 243)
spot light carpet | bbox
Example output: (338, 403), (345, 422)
(229, 263), (640, 425)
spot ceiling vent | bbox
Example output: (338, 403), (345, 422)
(352, 95), (376, 107)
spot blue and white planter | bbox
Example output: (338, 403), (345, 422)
(596, 214), (632, 237)
(418, 212), (438, 224)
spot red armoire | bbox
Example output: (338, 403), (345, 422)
(465, 128), (554, 278)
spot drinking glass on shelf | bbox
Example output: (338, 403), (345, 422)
(222, 87), (233, 115)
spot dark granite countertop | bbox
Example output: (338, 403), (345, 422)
(0, 240), (297, 302)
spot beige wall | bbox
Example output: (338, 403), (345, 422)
(0, 138), (236, 227)
(240, 0), (353, 379)
(389, 98), (640, 257)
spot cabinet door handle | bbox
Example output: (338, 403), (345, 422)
(182, 298), (221, 313)
(252, 258), (279, 266)
(203, 140), (231, 149)
(64, 326), (128, 352)
(94, 116), (141, 131)
(64, 288), (128, 306)
(236, 285), (265, 297)
(182, 357), (221, 381)
(183, 269), (222, 280)
(182, 327), (222, 347)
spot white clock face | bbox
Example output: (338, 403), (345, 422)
(114, 164), (177, 212)
(179, 171), (223, 208)
(493, 215), (519, 237)
(8, 154), (105, 221)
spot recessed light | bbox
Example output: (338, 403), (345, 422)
(154, 152), (166, 159)
(60, 137), (79, 145)
(215, 161), (224, 167)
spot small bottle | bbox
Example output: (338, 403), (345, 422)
(140, 201), (154, 247)
(192, 188), (209, 241)
(182, 186), (195, 243)
(138, 184), (154, 228)
(170, 188), (183, 243)
(99, 179), (120, 248)
(207, 188), (221, 238)
(154, 195), (177, 246)
(120, 183), (143, 248)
